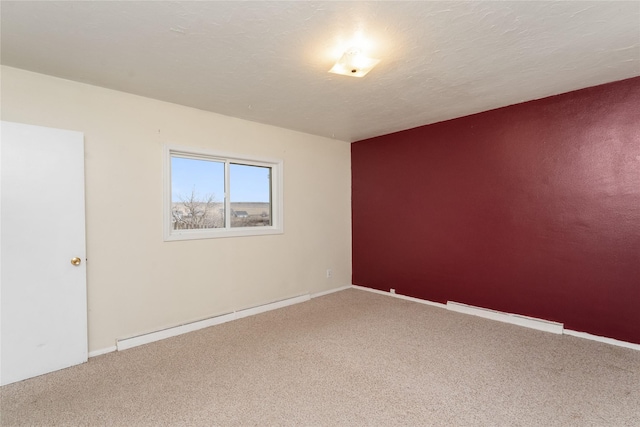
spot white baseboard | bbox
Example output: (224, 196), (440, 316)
(353, 284), (562, 335)
(311, 285), (352, 299)
(351, 285), (447, 308)
(564, 329), (640, 351)
(446, 301), (564, 334)
(116, 291), (327, 352)
(88, 346), (117, 358)
(109, 285), (640, 355)
(235, 294), (310, 319)
(352, 285), (640, 351)
(117, 311), (237, 351)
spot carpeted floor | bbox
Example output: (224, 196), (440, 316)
(1, 288), (639, 426)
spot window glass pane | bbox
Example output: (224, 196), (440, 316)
(165, 147), (281, 241)
(171, 156), (224, 229)
(229, 163), (271, 228)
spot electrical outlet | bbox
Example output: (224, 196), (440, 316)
(390, 288), (396, 294)
(326, 269), (332, 279)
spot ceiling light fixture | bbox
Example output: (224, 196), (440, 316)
(329, 47), (380, 78)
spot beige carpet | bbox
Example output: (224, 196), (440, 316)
(1, 288), (639, 426)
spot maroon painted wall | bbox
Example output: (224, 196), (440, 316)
(352, 77), (640, 344)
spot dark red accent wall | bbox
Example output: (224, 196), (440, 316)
(352, 77), (640, 344)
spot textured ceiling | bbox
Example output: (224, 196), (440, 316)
(1, 1), (639, 142)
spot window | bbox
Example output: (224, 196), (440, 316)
(164, 145), (283, 240)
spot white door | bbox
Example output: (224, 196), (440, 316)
(0, 121), (87, 386)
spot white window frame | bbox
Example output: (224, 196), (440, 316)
(163, 145), (283, 241)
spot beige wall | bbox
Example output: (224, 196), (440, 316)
(1, 66), (352, 352)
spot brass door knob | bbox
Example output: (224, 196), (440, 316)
(71, 257), (82, 266)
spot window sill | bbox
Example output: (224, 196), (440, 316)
(164, 226), (283, 241)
